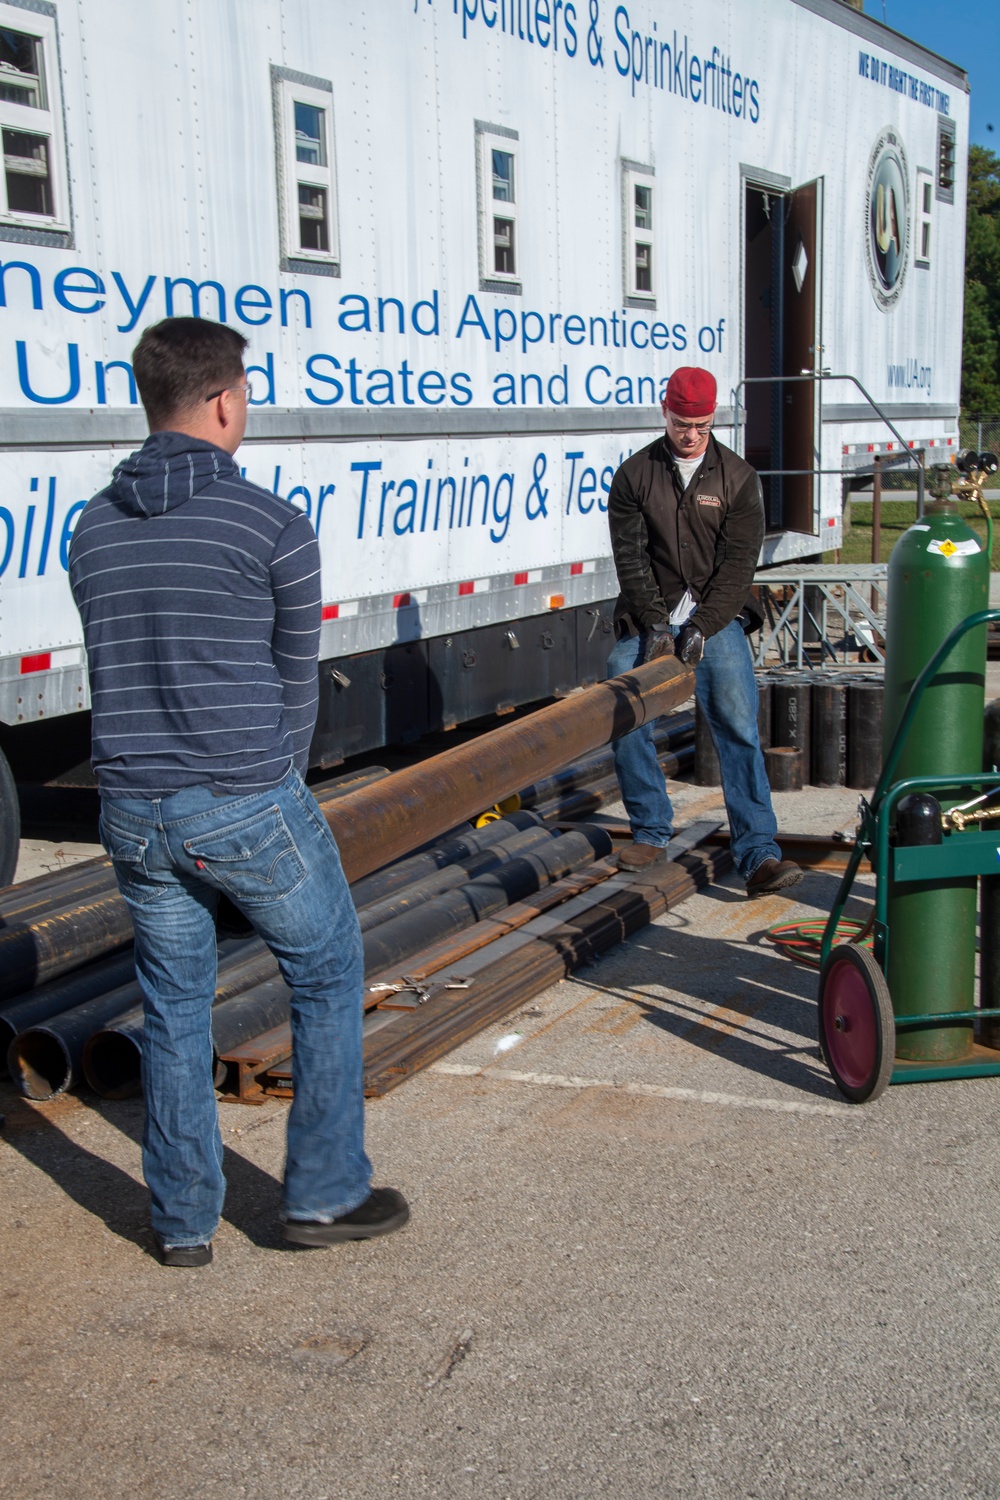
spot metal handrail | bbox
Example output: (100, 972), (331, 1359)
(729, 372), (926, 518)
(752, 563), (889, 669)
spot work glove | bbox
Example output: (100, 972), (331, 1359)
(675, 624), (705, 666)
(641, 624), (675, 664)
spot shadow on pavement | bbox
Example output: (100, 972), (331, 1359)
(572, 907), (844, 1100)
(0, 1084), (287, 1252)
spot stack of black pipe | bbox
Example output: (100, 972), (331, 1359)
(695, 674), (883, 791)
(515, 713), (693, 820)
(1, 723), (694, 1103)
(6, 811), (615, 1101)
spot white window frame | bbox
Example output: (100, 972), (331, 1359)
(272, 69), (339, 274)
(0, 0), (70, 237)
(914, 167), (933, 268)
(935, 115), (956, 206)
(476, 122), (520, 292)
(623, 163), (655, 305)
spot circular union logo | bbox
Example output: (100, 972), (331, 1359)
(864, 127), (910, 311)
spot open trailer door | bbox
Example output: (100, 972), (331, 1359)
(781, 177), (824, 537)
(743, 173), (823, 537)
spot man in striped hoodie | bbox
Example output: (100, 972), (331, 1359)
(70, 317), (408, 1265)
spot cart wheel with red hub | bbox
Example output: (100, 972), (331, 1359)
(818, 944), (895, 1103)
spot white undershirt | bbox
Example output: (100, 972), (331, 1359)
(673, 452), (704, 489)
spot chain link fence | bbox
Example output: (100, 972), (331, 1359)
(875, 414), (1000, 491)
(959, 414), (1000, 454)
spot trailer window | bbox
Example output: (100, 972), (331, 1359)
(623, 163), (655, 305)
(476, 122), (521, 293)
(492, 149), (514, 204)
(0, 5), (70, 240)
(0, 27), (44, 107)
(272, 68), (339, 275)
(935, 116), (956, 206)
(294, 102), (325, 167)
(914, 168), (933, 267)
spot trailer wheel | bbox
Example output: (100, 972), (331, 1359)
(0, 746), (20, 888)
(818, 944), (894, 1103)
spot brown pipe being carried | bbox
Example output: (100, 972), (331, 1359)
(326, 657), (695, 884)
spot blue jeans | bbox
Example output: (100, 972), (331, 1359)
(99, 767), (371, 1248)
(608, 622), (780, 880)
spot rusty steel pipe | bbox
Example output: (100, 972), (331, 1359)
(326, 658), (695, 883)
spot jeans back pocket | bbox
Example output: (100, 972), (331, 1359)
(183, 805), (307, 906)
(100, 816), (162, 906)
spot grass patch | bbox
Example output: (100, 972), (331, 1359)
(823, 499), (1000, 569)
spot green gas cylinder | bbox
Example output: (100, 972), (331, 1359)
(882, 497), (989, 1060)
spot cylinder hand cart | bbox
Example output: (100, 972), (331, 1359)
(819, 453), (1000, 1102)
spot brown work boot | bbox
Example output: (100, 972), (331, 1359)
(745, 858), (803, 899)
(617, 843), (669, 871)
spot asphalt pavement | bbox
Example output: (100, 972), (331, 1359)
(3, 776), (999, 1498)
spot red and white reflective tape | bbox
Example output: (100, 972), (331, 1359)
(18, 647), (82, 675)
(842, 437), (955, 456)
(319, 561), (608, 623)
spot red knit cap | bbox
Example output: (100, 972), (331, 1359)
(664, 366), (717, 418)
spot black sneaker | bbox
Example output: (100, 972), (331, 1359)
(283, 1187), (410, 1247)
(153, 1236), (213, 1268)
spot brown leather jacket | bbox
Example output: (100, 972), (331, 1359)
(608, 432), (764, 639)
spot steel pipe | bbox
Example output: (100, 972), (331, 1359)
(87, 827), (613, 1099)
(357, 825), (555, 933)
(0, 856), (113, 926)
(0, 948), (138, 1068)
(327, 657), (694, 883)
(514, 714), (693, 808)
(529, 746), (693, 824)
(80, 1005), (145, 1100)
(11, 936), (266, 1100)
(812, 681), (848, 787)
(2, 660), (692, 1005)
(0, 890), (136, 1004)
(360, 826), (613, 976)
(349, 810), (543, 909)
(80, 937), (295, 1098)
(82, 821), (553, 1097)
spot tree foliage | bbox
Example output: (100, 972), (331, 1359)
(963, 145), (1000, 414)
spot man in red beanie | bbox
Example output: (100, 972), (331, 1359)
(606, 365), (802, 898)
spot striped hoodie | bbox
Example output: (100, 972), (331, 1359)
(69, 431), (321, 799)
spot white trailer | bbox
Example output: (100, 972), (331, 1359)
(0, 0), (970, 877)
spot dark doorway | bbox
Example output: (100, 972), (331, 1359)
(743, 178), (822, 537)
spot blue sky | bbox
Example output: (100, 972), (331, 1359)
(865, 1), (999, 149)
